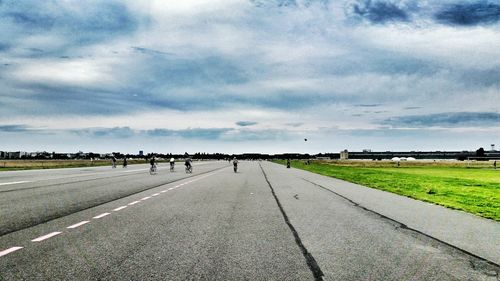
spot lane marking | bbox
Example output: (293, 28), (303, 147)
(0, 247), (23, 257)
(128, 201), (140, 205)
(67, 221), (90, 229)
(93, 212), (110, 219)
(160, 190), (167, 193)
(32, 232), (62, 242)
(152, 193), (160, 197)
(141, 196), (151, 201)
(0, 181), (31, 186)
(113, 206), (127, 211)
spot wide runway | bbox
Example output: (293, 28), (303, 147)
(0, 161), (498, 280)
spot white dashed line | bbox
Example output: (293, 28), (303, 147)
(93, 212), (110, 219)
(152, 193), (160, 197)
(113, 206), (127, 211)
(141, 196), (151, 201)
(32, 232), (62, 242)
(0, 181), (31, 186)
(0, 247), (23, 257)
(67, 221), (90, 229)
(160, 190), (167, 193)
(128, 201), (140, 205)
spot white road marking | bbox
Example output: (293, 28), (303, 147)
(141, 196), (151, 201)
(152, 193), (160, 196)
(113, 206), (127, 211)
(0, 247), (23, 257)
(93, 212), (110, 219)
(0, 181), (31, 186)
(160, 190), (167, 193)
(122, 168), (150, 173)
(168, 187), (175, 190)
(32, 232), (62, 242)
(67, 221), (90, 229)
(128, 201), (140, 205)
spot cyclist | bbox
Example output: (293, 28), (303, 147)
(169, 157), (175, 172)
(149, 156), (157, 174)
(233, 157), (238, 173)
(185, 157), (192, 173)
(111, 156), (117, 168)
(123, 157), (128, 168)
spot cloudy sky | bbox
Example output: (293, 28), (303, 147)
(1, 0), (499, 154)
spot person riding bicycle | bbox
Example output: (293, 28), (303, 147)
(150, 156), (156, 169)
(169, 157), (175, 170)
(123, 157), (128, 168)
(185, 157), (192, 169)
(111, 156), (117, 168)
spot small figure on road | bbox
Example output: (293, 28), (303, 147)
(123, 157), (128, 168)
(185, 157), (193, 173)
(111, 156), (117, 168)
(149, 156), (157, 175)
(170, 157), (175, 172)
(233, 157), (238, 173)
(286, 159), (291, 169)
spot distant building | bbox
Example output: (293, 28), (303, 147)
(7, 151), (27, 159)
(340, 149), (349, 160)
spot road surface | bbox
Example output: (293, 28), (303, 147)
(0, 161), (498, 280)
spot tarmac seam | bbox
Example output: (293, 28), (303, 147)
(302, 177), (500, 273)
(259, 163), (324, 281)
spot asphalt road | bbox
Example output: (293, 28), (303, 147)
(0, 161), (498, 280)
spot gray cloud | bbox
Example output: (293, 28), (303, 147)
(285, 122), (304, 127)
(347, 0), (410, 24)
(383, 112), (500, 128)
(0, 124), (32, 132)
(435, 1), (500, 26)
(72, 127), (135, 138)
(236, 121), (258, 127)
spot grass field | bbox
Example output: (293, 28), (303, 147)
(275, 160), (500, 221)
(0, 159), (148, 171)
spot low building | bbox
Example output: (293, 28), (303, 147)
(340, 149), (349, 160)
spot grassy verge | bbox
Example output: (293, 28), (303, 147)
(0, 159), (149, 171)
(275, 160), (500, 221)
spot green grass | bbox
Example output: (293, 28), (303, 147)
(275, 160), (500, 221)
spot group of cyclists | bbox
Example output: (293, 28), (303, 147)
(111, 156), (127, 168)
(148, 156), (193, 175)
(112, 155), (239, 175)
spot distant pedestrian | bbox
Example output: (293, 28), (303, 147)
(286, 159), (291, 168)
(397, 161), (400, 168)
(494, 161), (497, 169)
(123, 158), (128, 168)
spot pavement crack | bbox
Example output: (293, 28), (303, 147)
(302, 177), (500, 273)
(259, 164), (324, 281)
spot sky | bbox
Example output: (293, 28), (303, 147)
(0, 0), (499, 154)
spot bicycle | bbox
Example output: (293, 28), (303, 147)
(149, 164), (158, 175)
(233, 164), (238, 173)
(170, 163), (175, 172)
(185, 165), (192, 173)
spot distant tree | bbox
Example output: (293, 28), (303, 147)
(476, 147), (485, 157)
